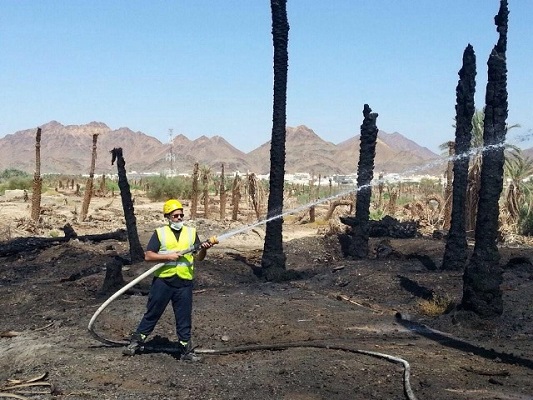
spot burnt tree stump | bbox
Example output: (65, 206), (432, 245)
(344, 104), (378, 259)
(110, 147), (144, 264)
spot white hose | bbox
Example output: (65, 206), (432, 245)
(87, 241), (206, 345)
(87, 262), (165, 346)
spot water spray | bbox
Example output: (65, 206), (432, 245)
(215, 140), (510, 240)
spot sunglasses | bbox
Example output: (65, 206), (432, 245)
(169, 213), (185, 219)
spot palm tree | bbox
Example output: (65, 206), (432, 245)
(504, 149), (533, 227)
(442, 108), (520, 235)
(260, 0), (290, 280)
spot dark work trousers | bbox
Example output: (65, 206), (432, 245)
(136, 276), (194, 342)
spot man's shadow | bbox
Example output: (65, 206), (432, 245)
(137, 335), (183, 359)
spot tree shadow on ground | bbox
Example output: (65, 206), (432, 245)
(225, 251), (317, 282)
(397, 275), (435, 300)
(395, 313), (533, 370)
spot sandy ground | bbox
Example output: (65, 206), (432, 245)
(0, 193), (532, 400)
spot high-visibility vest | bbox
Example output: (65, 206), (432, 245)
(153, 225), (196, 280)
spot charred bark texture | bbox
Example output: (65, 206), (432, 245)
(462, 1), (508, 318)
(111, 148), (144, 264)
(261, 0), (289, 279)
(344, 104), (379, 259)
(442, 44), (476, 271)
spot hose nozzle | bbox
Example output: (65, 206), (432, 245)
(189, 236), (219, 253)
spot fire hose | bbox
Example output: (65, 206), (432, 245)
(87, 236), (219, 347)
(87, 235), (417, 400)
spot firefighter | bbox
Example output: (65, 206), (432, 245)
(123, 199), (215, 361)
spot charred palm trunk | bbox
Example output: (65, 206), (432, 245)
(348, 104), (379, 259)
(31, 128), (42, 222)
(220, 164), (226, 220)
(191, 163), (199, 219)
(231, 173), (241, 221)
(80, 134), (99, 221)
(202, 168), (209, 218)
(442, 44), (476, 271)
(99, 174), (107, 194)
(309, 174), (315, 222)
(248, 173), (261, 220)
(462, 1), (508, 318)
(111, 148), (144, 264)
(261, 0), (289, 279)
(100, 257), (126, 295)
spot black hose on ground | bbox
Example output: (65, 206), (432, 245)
(195, 342), (417, 400)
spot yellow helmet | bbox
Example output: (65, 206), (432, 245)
(163, 199), (183, 215)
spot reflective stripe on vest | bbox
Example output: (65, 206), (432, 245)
(154, 225), (196, 280)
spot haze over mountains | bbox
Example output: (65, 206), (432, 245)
(0, 121), (447, 177)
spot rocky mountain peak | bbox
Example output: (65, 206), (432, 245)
(0, 121), (441, 176)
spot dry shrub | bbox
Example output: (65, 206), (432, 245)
(405, 201), (425, 221)
(318, 217), (345, 236)
(418, 294), (456, 316)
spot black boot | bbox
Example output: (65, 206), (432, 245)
(123, 332), (146, 356)
(178, 340), (202, 362)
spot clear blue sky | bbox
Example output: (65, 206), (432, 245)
(1, 1), (532, 154)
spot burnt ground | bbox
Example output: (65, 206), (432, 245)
(0, 197), (532, 400)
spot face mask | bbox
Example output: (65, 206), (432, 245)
(169, 220), (184, 231)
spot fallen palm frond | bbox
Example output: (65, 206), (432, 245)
(1, 372), (53, 399)
(0, 331), (20, 338)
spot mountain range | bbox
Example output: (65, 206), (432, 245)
(0, 121), (457, 177)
